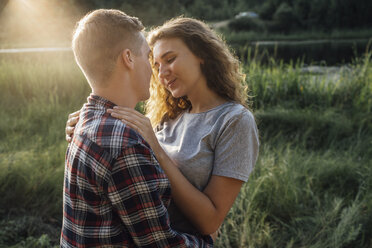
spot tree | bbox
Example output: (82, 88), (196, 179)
(259, 1), (277, 20)
(293, 0), (310, 28)
(272, 2), (297, 32)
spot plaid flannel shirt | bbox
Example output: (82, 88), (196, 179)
(61, 95), (213, 248)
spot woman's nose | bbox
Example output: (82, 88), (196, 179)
(158, 64), (170, 79)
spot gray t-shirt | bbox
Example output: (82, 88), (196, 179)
(155, 102), (260, 233)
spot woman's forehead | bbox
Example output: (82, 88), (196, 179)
(153, 38), (186, 58)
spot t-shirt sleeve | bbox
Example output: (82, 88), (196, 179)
(212, 110), (259, 182)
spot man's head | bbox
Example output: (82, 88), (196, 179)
(72, 9), (145, 88)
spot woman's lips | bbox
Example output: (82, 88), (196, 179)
(167, 79), (176, 89)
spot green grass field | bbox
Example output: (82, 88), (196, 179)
(0, 51), (371, 247)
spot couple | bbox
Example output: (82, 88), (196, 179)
(62, 9), (259, 248)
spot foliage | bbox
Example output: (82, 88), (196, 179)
(68, 0), (262, 23)
(272, 2), (297, 32)
(32, 0), (371, 28)
(0, 216), (59, 247)
(228, 17), (264, 32)
(259, 1), (278, 21)
(257, 0), (372, 31)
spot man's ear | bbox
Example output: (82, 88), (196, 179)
(121, 49), (134, 70)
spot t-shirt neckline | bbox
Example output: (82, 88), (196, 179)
(185, 102), (233, 115)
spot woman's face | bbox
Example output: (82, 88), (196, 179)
(152, 38), (206, 98)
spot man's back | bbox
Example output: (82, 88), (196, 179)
(61, 94), (170, 247)
(61, 95), (212, 248)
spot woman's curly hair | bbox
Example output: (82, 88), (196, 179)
(146, 17), (249, 126)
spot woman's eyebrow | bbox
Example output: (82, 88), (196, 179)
(160, 51), (174, 59)
(153, 51), (175, 67)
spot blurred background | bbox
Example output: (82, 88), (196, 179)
(1, 0), (372, 63)
(0, 0), (371, 247)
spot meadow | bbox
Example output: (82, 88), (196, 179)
(0, 50), (371, 247)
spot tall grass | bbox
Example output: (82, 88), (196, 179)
(0, 52), (89, 247)
(0, 51), (371, 247)
(216, 142), (371, 248)
(245, 52), (372, 112)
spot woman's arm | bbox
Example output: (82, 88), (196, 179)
(108, 106), (245, 235)
(155, 147), (243, 235)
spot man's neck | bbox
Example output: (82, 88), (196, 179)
(92, 86), (137, 109)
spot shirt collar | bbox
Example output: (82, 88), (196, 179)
(87, 94), (117, 109)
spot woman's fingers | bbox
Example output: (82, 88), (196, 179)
(108, 107), (155, 145)
(114, 114), (151, 140)
(66, 126), (75, 136)
(110, 108), (144, 120)
(65, 110), (79, 143)
(112, 106), (146, 120)
(67, 116), (79, 127)
(66, 134), (72, 143)
(119, 115), (146, 132)
(110, 111), (150, 131)
(109, 108), (159, 151)
(68, 110), (80, 119)
(109, 107), (152, 127)
(119, 117), (144, 136)
(110, 111), (144, 125)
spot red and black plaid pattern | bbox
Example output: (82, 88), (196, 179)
(61, 95), (213, 248)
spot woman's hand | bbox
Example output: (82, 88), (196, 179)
(65, 110), (80, 143)
(107, 106), (161, 153)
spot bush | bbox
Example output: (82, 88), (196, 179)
(272, 2), (298, 32)
(258, 1), (277, 20)
(228, 17), (264, 32)
(0, 216), (60, 247)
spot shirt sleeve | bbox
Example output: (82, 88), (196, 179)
(106, 142), (213, 248)
(213, 110), (259, 182)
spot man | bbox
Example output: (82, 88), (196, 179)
(61, 9), (213, 247)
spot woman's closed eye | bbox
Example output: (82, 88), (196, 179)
(154, 57), (176, 72)
(167, 56), (176, 63)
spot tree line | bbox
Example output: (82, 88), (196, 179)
(60, 0), (262, 26)
(256, 0), (372, 32)
(1, 0), (371, 32)
(68, 0), (372, 31)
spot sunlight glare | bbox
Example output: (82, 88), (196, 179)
(0, 0), (81, 48)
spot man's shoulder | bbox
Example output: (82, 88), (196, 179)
(77, 110), (148, 159)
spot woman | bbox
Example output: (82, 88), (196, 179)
(66, 17), (259, 237)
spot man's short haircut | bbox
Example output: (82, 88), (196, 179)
(72, 9), (144, 87)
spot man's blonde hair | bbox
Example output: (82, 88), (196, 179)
(72, 9), (144, 87)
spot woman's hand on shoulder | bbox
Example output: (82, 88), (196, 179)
(65, 110), (80, 143)
(107, 106), (161, 152)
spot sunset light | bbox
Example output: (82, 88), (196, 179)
(0, 0), (79, 48)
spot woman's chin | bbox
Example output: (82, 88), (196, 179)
(170, 91), (184, 99)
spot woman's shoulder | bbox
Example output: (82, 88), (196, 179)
(219, 102), (255, 124)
